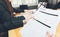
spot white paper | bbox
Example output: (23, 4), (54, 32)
(20, 7), (60, 37)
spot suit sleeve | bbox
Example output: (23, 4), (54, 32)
(0, 4), (24, 32)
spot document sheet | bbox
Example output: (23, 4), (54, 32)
(20, 7), (60, 37)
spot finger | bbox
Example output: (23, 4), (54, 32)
(46, 32), (52, 37)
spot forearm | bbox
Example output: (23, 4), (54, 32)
(0, 20), (23, 33)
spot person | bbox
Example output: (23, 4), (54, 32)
(0, 0), (32, 37)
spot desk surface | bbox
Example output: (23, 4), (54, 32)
(9, 9), (60, 37)
(8, 27), (22, 37)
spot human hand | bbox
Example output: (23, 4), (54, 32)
(23, 10), (33, 24)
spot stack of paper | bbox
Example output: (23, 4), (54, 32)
(20, 7), (60, 37)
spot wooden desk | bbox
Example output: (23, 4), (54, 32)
(8, 27), (22, 37)
(55, 22), (60, 37)
(8, 10), (60, 37)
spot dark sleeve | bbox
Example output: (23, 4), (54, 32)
(0, 4), (24, 32)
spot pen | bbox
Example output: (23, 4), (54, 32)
(39, 11), (58, 16)
(33, 18), (51, 28)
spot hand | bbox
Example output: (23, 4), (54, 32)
(23, 10), (33, 24)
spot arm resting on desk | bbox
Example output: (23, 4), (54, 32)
(0, 4), (24, 32)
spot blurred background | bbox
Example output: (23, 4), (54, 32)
(11, 0), (60, 9)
